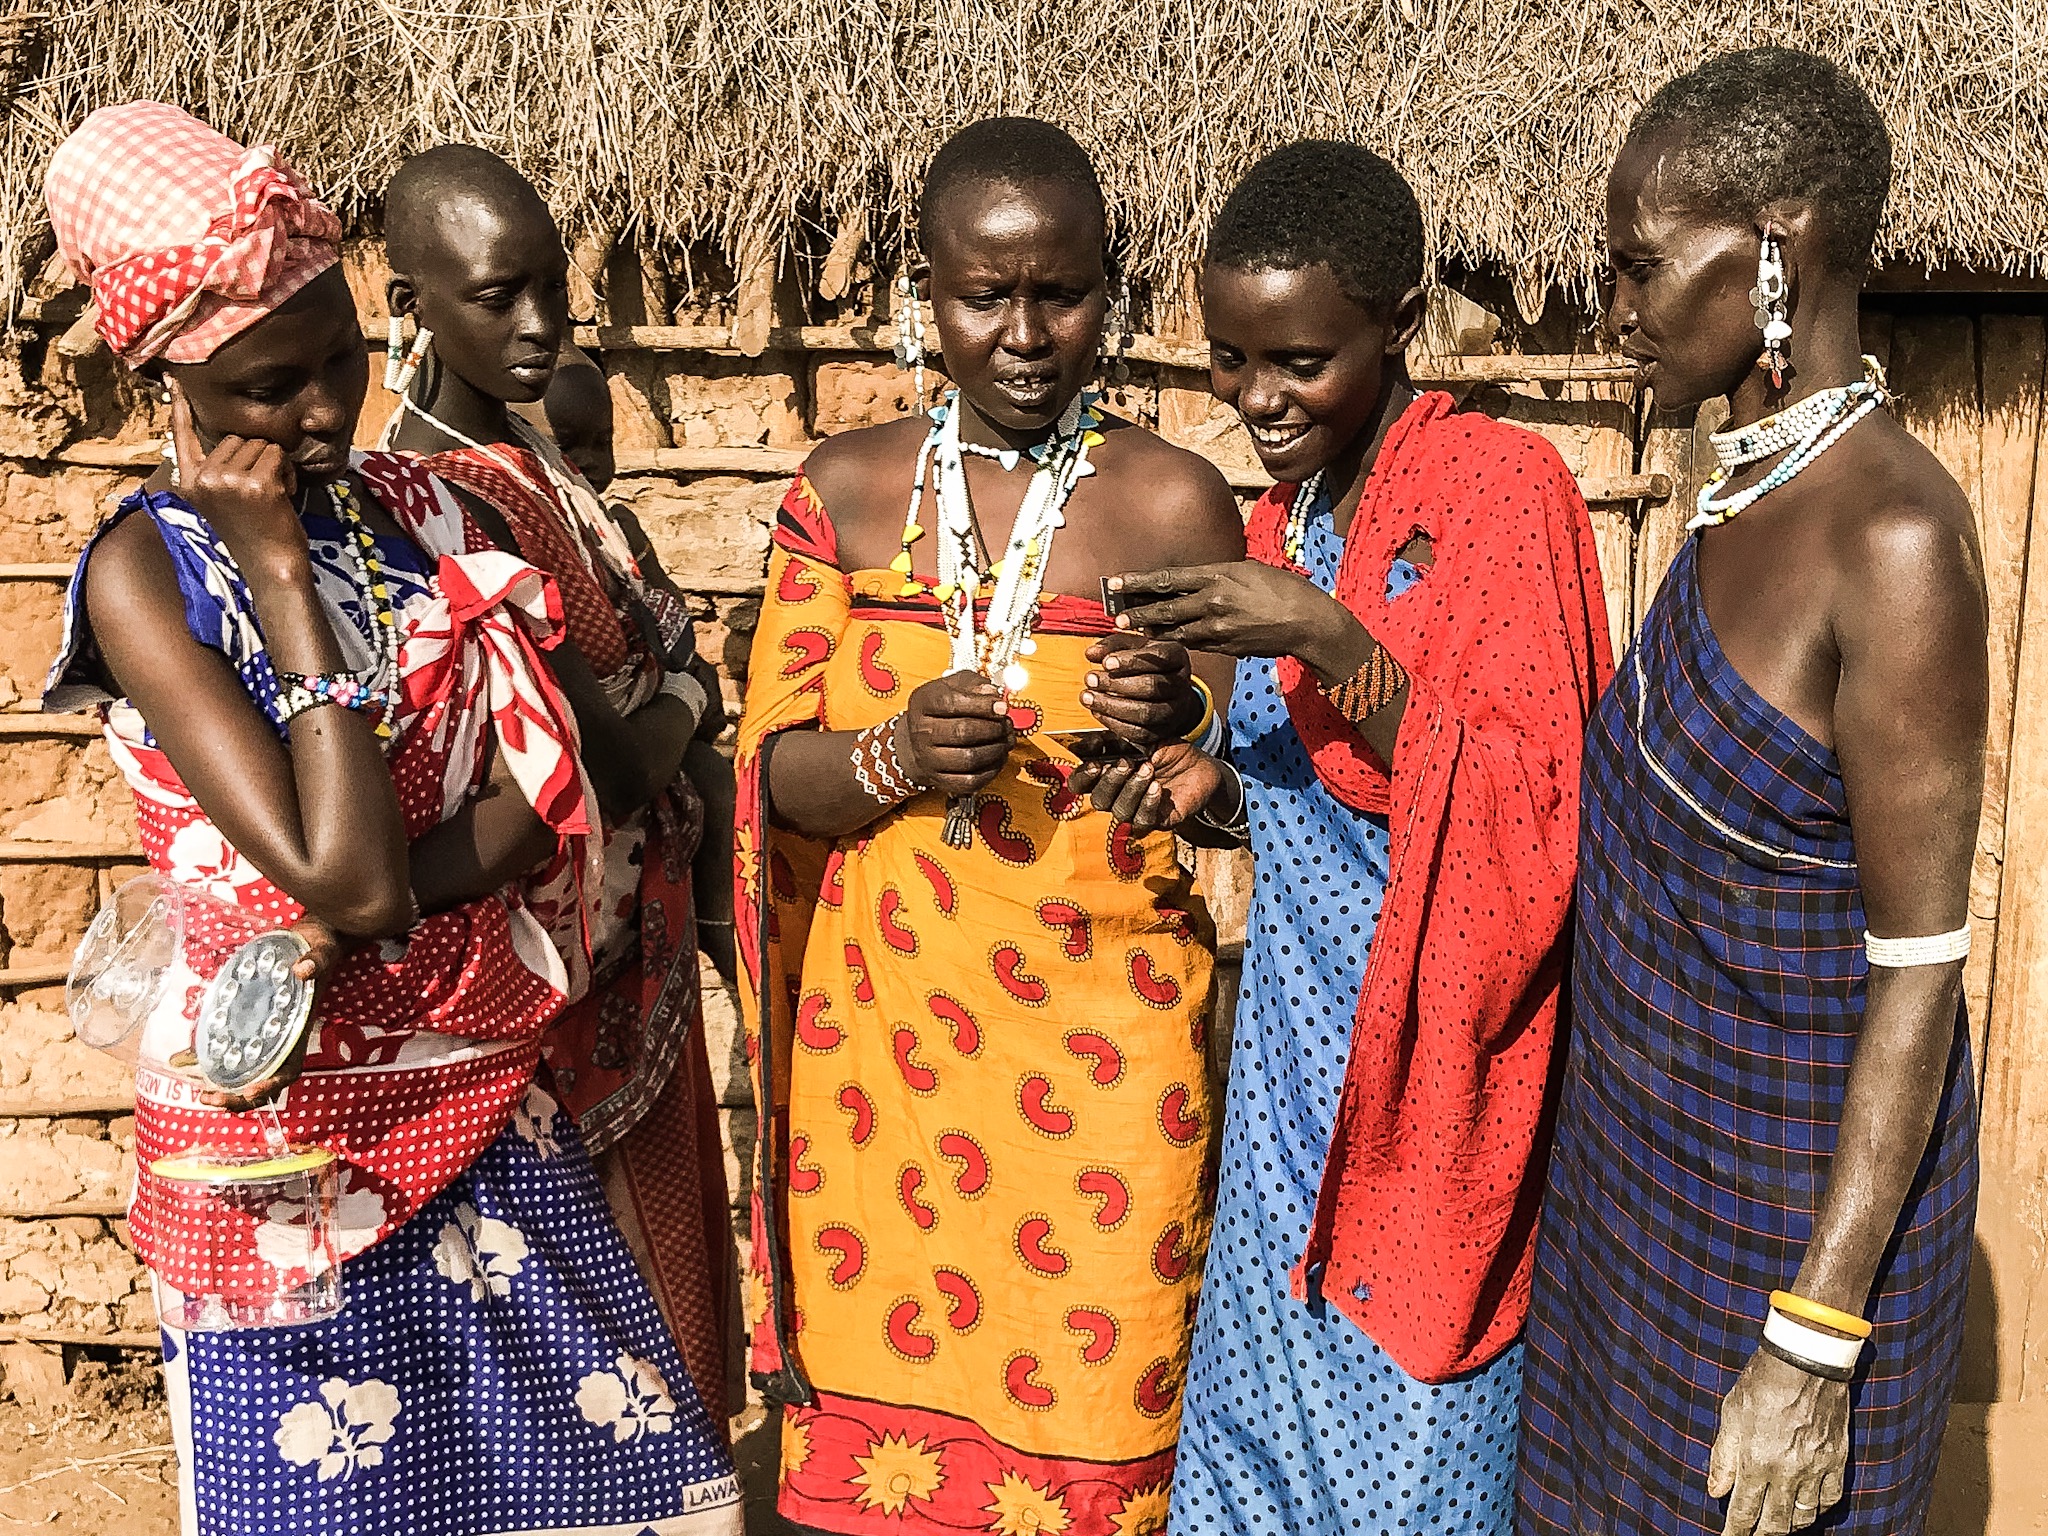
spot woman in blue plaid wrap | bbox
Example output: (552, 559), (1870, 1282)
(1516, 49), (1986, 1536)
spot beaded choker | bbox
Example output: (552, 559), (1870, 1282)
(1690, 356), (1889, 532)
(1708, 364), (1886, 470)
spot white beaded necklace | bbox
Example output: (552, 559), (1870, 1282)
(891, 388), (1102, 845)
(1690, 356), (1889, 532)
(1280, 470), (1327, 567)
(1709, 368), (1885, 471)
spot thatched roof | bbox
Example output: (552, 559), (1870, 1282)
(3, 2), (2044, 318)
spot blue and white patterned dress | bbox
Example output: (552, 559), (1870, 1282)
(1169, 490), (1523, 1535)
(52, 485), (743, 1536)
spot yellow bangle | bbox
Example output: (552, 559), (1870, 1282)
(1183, 677), (1217, 744)
(1769, 1289), (1873, 1341)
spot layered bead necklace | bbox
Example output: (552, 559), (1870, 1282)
(1690, 356), (1889, 531)
(891, 388), (1103, 845)
(1280, 470), (1327, 567)
(323, 480), (403, 740)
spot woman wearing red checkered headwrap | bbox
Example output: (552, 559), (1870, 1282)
(41, 102), (741, 1536)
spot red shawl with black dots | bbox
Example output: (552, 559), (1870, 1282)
(1249, 391), (1613, 1382)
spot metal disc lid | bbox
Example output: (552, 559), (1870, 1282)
(194, 932), (314, 1092)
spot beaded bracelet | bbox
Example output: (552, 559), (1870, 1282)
(851, 715), (928, 808)
(278, 670), (395, 726)
(1321, 642), (1408, 724)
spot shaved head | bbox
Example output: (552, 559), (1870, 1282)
(382, 143), (571, 406)
(385, 144), (555, 271)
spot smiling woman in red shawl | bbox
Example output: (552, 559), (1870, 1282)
(1081, 141), (1611, 1535)
(40, 101), (739, 1536)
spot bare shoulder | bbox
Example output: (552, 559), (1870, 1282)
(1090, 417), (1245, 561)
(800, 417), (930, 549)
(1829, 418), (1983, 614)
(83, 503), (179, 621)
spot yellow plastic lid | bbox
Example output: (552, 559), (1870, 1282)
(150, 1146), (336, 1183)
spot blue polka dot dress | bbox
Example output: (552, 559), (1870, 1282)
(1169, 490), (1523, 1535)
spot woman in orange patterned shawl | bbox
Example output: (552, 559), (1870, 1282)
(736, 119), (1244, 1536)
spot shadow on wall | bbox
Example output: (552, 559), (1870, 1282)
(1927, 1233), (1997, 1535)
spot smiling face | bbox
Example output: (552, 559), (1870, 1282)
(1604, 134), (1772, 410)
(923, 180), (1108, 440)
(1201, 262), (1407, 483)
(161, 266), (369, 481)
(394, 192), (570, 404)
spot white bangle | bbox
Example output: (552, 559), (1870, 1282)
(1865, 925), (1970, 968)
(1193, 706), (1225, 758)
(1763, 1306), (1866, 1372)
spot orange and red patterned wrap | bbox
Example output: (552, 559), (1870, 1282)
(734, 472), (1216, 1535)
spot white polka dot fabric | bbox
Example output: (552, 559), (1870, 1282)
(1168, 506), (1522, 1534)
(159, 1087), (742, 1534)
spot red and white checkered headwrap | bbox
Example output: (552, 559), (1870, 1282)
(43, 101), (342, 366)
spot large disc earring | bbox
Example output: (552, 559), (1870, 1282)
(1750, 234), (1791, 389)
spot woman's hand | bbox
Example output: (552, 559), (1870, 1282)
(1109, 562), (1371, 684)
(192, 914), (349, 1113)
(1067, 741), (1227, 836)
(1080, 635), (1202, 747)
(167, 381), (308, 584)
(900, 671), (1013, 797)
(1708, 1350), (1850, 1535)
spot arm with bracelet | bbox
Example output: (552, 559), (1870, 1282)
(1705, 486), (1988, 1536)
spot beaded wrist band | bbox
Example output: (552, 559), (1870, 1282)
(851, 715), (927, 808)
(278, 670), (396, 726)
(1321, 642), (1408, 724)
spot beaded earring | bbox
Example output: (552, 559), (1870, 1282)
(1102, 277), (1134, 388)
(893, 268), (927, 408)
(1750, 233), (1791, 389)
(384, 316), (433, 396)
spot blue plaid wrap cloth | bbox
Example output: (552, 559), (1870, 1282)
(1515, 538), (1977, 1535)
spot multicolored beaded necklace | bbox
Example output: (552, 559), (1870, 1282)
(891, 387), (1104, 844)
(325, 480), (402, 740)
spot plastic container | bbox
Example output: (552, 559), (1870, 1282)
(149, 1142), (343, 1331)
(68, 873), (312, 1087)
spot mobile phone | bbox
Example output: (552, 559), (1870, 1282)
(1045, 728), (1137, 762)
(1100, 577), (1133, 620)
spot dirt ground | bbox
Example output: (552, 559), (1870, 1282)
(0, 1358), (2040, 1534)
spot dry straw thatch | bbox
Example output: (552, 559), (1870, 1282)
(2, 1), (2045, 314)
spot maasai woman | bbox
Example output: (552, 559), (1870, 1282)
(1078, 142), (1611, 1534)
(1516, 48), (1985, 1536)
(41, 102), (740, 1536)
(379, 146), (734, 1423)
(736, 117), (1243, 1536)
